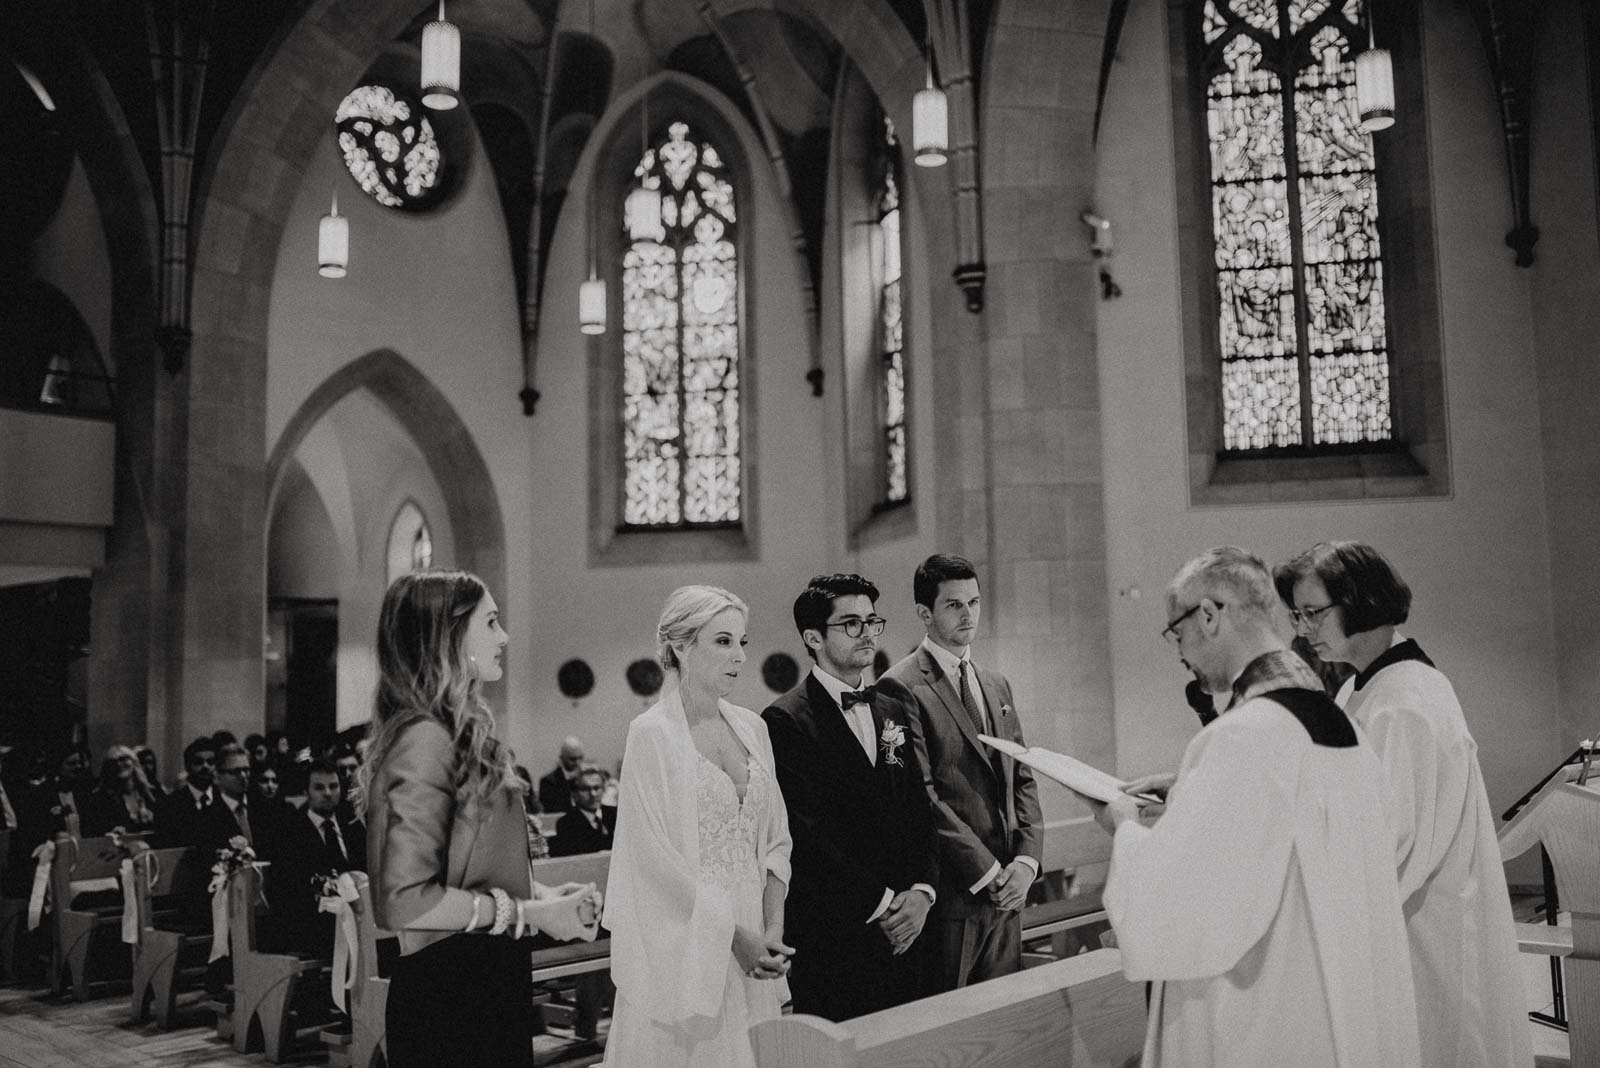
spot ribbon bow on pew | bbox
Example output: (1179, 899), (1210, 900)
(316, 872), (361, 1012)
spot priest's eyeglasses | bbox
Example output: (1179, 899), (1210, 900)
(1290, 603), (1338, 630)
(1161, 603), (1203, 644)
(823, 616), (888, 638)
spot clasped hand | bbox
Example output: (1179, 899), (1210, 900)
(986, 858), (1034, 912)
(522, 881), (602, 940)
(877, 888), (931, 954)
(733, 925), (793, 980)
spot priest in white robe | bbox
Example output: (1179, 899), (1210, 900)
(1094, 547), (1421, 1068)
(1284, 541), (1531, 1067)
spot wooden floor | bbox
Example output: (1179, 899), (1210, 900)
(0, 986), (607, 1068)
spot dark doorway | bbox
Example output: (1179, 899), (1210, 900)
(266, 598), (337, 755)
(0, 577), (91, 757)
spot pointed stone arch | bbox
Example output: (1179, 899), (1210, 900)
(265, 348), (506, 601)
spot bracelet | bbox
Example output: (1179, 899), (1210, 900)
(488, 888), (514, 936)
(464, 893), (484, 933)
(513, 898), (528, 941)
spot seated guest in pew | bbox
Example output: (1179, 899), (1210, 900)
(134, 746), (170, 797)
(214, 745), (258, 849)
(764, 575), (937, 1023)
(155, 736), (231, 850)
(604, 585), (793, 1067)
(17, 747), (93, 840)
(513, 766), (551, 860)
(331, 745), (364, 828)
(1089, 547), (1421, 1068)
(540, 737), (588, 813)
(550, 767), (614, 856)
(365, 571), (599, 1068)
(82, 744), (160, 836)
(267, 760), (367, 957)
(1280, 542), (1530, 1068)
(248, 761), (296, 858)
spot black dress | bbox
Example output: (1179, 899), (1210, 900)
(386, 931), (534, 1067)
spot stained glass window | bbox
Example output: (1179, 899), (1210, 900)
(335, 85), (447, 211)
(1204, 0), (1391, 450)
(875, 117), (909, 506)
(621, 121), (741, 527)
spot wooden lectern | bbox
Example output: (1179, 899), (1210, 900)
(1499, 764), (1600, 1067)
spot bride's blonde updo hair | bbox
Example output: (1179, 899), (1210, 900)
(656, 585), (748, 673)
(360, 570), (517, 808)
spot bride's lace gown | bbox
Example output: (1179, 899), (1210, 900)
(604, 752), (783, 1066)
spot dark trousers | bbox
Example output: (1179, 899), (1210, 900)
(387, 934), (533, 1068)
(938, 905), (1022, 991)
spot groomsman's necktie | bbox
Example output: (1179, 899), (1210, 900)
(234, 802), (253, 845)
(958, 661), (989, 735)
(321, 819), (347, 865)
(0, 781), (15, 831)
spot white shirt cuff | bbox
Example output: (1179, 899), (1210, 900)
(911, 883), (936, 906)
(969, 861), (1002, 895)
(865, 887), (894, 924)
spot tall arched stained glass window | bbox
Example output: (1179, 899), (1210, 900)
(875, 117), (909, 506)
(621, 120), (741, 527)
(1204, 0), (1391, 450)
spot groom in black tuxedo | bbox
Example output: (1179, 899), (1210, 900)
(763, 574), (938, 1022)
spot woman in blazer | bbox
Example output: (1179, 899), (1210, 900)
(363, 571), (599, 1068)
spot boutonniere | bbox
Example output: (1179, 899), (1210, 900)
(1000, 704), (1012, 719)
(880, 720), (907, 766)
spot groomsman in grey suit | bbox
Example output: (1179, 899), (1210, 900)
(877, 554), (1044, 990)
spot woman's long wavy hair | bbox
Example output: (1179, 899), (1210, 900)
(359, 570), (517, 809)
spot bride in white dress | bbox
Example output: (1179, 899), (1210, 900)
(603, 585), (794, 1068)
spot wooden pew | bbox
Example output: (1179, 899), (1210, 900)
(1020, 817), (1112, 965)
(321, 873), (393, 1068)
(128, 844), (209, 1027)
(751, 947), (1143, 1068)
(527, 852), (613, 983)
(0, 828), (26, 985)
(50, 832), (128, 999)
(225, 863), (326, 1062)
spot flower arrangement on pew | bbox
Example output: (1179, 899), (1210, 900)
(314, 871), (363, 1011)
(208, 836), (267, 962)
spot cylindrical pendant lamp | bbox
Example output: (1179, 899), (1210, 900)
(912, 62), (947, 168)
(318, 192), (348, 278)
(579, 273), (606, 335)
(421, 0), (460, 110)
(1356, 47), (1394, 132)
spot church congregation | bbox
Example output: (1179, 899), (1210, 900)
(2, 0), (1597, 1064)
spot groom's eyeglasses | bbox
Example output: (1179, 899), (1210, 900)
(822, 616), (888, 639)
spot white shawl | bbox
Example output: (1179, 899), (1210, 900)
(602, 690), (792, 1025)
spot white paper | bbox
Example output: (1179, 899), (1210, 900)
(979, 734), (1158, 804)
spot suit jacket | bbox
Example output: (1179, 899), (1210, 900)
(763, 672), (938, 1020)
(549, 807), (614, 856)
(879, 645), (1043, 917)
(154, 785), (237, 855)
(268, 808), (368, 956)
(367, 717), (533, 956)
(538, 767), (574, 813)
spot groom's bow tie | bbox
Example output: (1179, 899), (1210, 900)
(838, 686), (877, 708)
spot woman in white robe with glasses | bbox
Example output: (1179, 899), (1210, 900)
(1280, 542), (1530, 1068)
